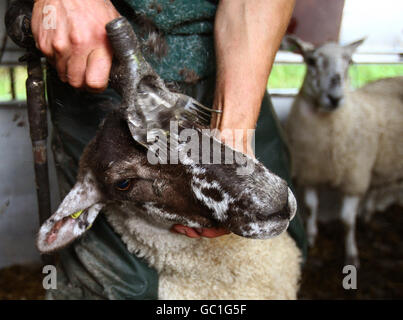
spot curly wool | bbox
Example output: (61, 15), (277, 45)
(105, 205), (301, 300)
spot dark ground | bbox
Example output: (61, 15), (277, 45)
(298, 205), (403, 299)
(0, 206), (402, 300)
(0, 264), (45, 299)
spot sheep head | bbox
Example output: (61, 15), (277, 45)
(284, 35), (365, 111)
(37, 17), (297, 254)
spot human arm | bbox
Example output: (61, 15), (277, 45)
(211, 0), (295, 155)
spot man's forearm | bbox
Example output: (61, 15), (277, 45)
(212, 0), (295, 150)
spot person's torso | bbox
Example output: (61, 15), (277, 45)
(112, 0), (218, 82)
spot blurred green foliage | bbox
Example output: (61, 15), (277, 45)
(268, 64), (307, 89)
(348, 64), (403, 88)
(268, 63), (403, 90)
(0, 64), (403, 101)
(0, 66), (27, 101)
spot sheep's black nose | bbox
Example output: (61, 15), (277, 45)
(331, 74), (341, 87)
(327, 94), (341, 108)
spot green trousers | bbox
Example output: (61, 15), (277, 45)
(45, 68), (306, 299)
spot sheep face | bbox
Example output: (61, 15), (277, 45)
(285, 36), (365, 111)
(37, 111), (297, 254)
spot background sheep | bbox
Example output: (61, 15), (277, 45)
(284, 36), (403, 267)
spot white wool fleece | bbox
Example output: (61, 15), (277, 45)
(104, 205), (302, 300)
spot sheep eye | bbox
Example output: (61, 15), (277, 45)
(306, 56), (316, 67)
(343, 54), (353, 64)
(115, 179), (132, 191)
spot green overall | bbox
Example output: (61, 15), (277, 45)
(45, 0), (307, 299)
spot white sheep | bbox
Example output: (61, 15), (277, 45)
(284, 36), (403, 267)
(105, 202), (301, 299)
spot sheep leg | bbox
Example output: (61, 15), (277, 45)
(304, 188), (319, 247)
(363, 195), (376, 223)
(340, 195), (361, 268)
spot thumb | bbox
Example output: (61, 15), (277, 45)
(85, 47), (113, 92)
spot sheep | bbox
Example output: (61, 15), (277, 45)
(35, 17), (302, 299)
(284, 35), (403, 267)
(36, 112), (301, 300)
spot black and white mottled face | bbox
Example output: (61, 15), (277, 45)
(37, 111), (297, 253)
(286, 36), (365, 112)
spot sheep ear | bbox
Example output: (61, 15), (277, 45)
(282, 35), (315, 56)
(36, 172), (104, 254)
(343, 38), (365, 56)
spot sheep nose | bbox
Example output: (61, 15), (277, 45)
(288, 187), (297, 221)
(327, 94), (341, 108)
(275, 188), (297, 221)
(331, 74), (341, 86)
(261, 187), (297, 221)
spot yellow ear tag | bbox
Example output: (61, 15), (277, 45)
(70, 210), (84, 219)
(70, 210), (93, 230)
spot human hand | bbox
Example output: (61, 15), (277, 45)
(171, 225), (230, 238)
(32, 0), (120, 91)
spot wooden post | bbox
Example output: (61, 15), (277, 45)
(287, 0), (346, 45)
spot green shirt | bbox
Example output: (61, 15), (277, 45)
(113, 0), (218, 82)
